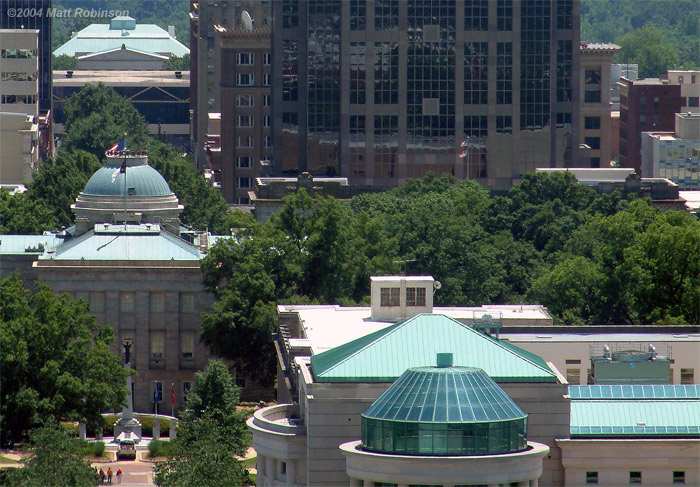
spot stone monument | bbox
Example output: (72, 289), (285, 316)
(114, 340), (142, 442)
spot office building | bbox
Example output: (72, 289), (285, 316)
(641, 112), (700, 189)
(214, 22), (272, 204)
(0, 0), (51, 114)
(248, 275), (700, 486)
(0, 111), (39, 184)
(0, 28), (39, 120)
(668, 70), (700, 114)
(578, 42), (619, 167)
(271, 0), (582, 191)
(618, 77), (681, 173)
(190, 0), (270, 169)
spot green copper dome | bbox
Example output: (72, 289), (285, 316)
(82, 157), (173, 197)
(361, 359), (528, 456)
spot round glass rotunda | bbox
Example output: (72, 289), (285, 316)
(361, 353), (528, 456)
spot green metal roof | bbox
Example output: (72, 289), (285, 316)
(0, 235), (61, 254)
(364, 366), (526, 423)
(39, 225), (202, 261)
(570, 385), (700, 400)
(83, 162), (173, 197)
(310, 314), (557, 383)
(570, 400), (700, 438)
(361, 364), (528, 455)
(53, 23), (189, 57)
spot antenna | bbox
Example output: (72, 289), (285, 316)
(241, 11), (253, 31)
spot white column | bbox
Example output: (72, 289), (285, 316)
(169, 419), (176, 439)
(152, 417), (160, 440)
(79, 423), (87, 440)
(286, 460), (296, 486)
(266, 456), (275, 483)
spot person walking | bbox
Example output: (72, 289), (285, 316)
(107, 467), (113, 484)
(99, 468), (105, 484)
(116, 468), (122, 484)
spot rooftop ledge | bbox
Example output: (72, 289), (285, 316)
(247, 404), (306, 436)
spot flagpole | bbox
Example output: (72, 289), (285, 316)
(171, 382), (175, 417)
(123, 153), (127, 230)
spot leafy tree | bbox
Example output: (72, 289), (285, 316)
(61, 83), (150, 159)
(162, 54), (190, 71)
(3, 425), (98, 487)
(153, 360), (250, 487)
(25, 150), (101, 228)
(52, 54), (77, 71)
(0, 275), (129, 442)
(615, 24), (681, 78)
(0, 190), (56, 235)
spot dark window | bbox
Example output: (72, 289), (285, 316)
(585, 90), (601, 103)
(374, 42), (398, 104)
(556, 112), (572, 125)
(585, 69), (601, 84)
(673, 471), (685, 484)
(497, 115), (512, 134)
(464, 116), (487, 137)
(375, 0), (398, 30)
(689, 97), (700, 107)
(350, 0), (366, 30)
(584, 137), (600, 150)
(585, 117), (601, 130)
(640, 114), (647, 126)
(620, 94), (628, 107)
(497, 42), (513, 104)
(640, 96), (647, 108)
(630, 471), (642, 484)
(557, 0), (573, 29)
(350, 43), (366, 104)
(681, 97), (687, 107)
(465, 0), (488, 30)
(380, 287), (400, 306)
(282, 40), (298, 101)
(654, 96), (659, 108)
(557, 41), (573, 102)
(465, 42), (488, 104)
(590, 157), (600, 167)
(586, 471), (599, 484)
(497, 0), (513, 31)
(520, 0), (551, 130)
(282, 0), (298, 28)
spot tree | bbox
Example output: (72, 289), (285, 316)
(162, 54), (190, 71)
(0, 275), (129, 442)
(153, 360), (250, 487)
(25, 150), (101, 228)
(52, 54), (77, 70)
(0, 190), (57, 235)
(61, 83), (150, 159)
(2, 425), (98, 487)
(615, 24), (680, 78)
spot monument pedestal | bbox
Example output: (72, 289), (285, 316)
(114, 363), (142, 443)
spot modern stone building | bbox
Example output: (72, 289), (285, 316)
(248, 275), (700, 486)
(271, 0), (582, 191)
(0, 151), (229, 412)
(0, 28), (39, 120)
(0, 0), (52, 114)
(668, 70), (700, 114)
(641, 112), (700, 189)
(0, 111), (39, 184)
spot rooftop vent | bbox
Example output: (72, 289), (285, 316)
(436, 353), (453, 368)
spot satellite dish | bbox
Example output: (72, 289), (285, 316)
(241, 11), (253, 31)
(433, 281), (442, 290)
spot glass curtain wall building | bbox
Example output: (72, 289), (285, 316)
(272, 0), (580, 190)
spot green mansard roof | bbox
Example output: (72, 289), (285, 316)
(310, 314), (558, 383)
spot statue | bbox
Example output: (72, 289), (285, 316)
(123, 340), (132, 365)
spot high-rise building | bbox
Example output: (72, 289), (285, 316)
(190, 0), (270, 169)
(271, 0), (581, 190)
(1, 0), (51, 114)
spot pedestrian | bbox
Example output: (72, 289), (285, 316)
(107, 467), (113, 484)
(99, 468), (105, 484)
(116, 468), (122, 484)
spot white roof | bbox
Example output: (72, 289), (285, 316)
(502, 332), (700, 342)
(278, 304), (552, 355)
(370, 275), (434, 282)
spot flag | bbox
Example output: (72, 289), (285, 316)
(460, 140), (468, 148)
(171, 384), (175, 406)
(105, 138), (126, 156)
(459, 148), (467, 158)
(111, 158), (127, 183)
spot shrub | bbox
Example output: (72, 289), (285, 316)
(92, 441), (105, 457)
(60, 422), (80, 437)
(148, 439), (163, 458)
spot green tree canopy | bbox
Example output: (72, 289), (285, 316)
(162, 54), (190, 71)
(153, 360), (250, 487)
(2, 425), (98, 487)
(0, 275), (129, 442)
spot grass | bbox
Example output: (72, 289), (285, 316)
(241, 456), (257, 469)
(0, 456), (18, 464)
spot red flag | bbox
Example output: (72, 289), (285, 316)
(171, 384), (176, 406)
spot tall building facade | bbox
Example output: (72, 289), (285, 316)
(618, 78), (681, 173)
(271, 0), (581, 190)
(0, 0), (51, 114)
(190, 0), (270, 168)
